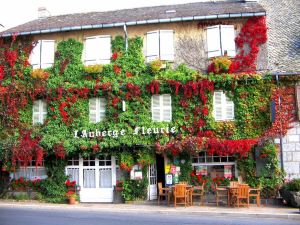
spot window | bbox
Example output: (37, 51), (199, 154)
(151, 94), (172, 122)
(33, 100), (47, 125)
(89, 98), (106, 123)
(146, 30), (174, 62)
(84, 35), (111, 65)
(11, 160), (47, 180)
(213, 91), (234, 121)
(206, 25), (236, 58)
(29, 40), (55, 69)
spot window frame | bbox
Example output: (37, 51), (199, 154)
(146, 30), (174, 62)
(29, 40), (55, 69)
(83, 35), (111, 65)
(89, 97), (106, 123)
(32, 100), (47, 125)
(206, 25), (236, 58)
(151, 94), (172, 122)
(213, 91), (234, 121)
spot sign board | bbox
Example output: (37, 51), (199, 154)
(165, 174), (173, 186)
(224, 165), (232, 179)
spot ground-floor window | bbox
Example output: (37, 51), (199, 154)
(10, 160), (47, 180)
(192, 152), (237, 179)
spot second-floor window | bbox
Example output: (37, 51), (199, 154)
(213, 91), (234, 121)
(146, 30), (174, 62)
(33, 100), (47, 125)
(151, 94), (172, 122)
(84, 36), (111, 65)
(206, 25), (236, 58)
(30, 40), (55, 69)
(89, 98), (106, 123)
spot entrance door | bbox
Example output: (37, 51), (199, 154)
(148, 163), (157, 200)
(66, 156), (116, 202)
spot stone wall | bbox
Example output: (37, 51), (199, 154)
(275, 122), (300, 179)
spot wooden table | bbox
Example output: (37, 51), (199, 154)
(227, 186), (238, 207)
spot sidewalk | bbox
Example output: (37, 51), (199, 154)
(0, 200), (299, 220)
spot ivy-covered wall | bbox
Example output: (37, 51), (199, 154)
(0, 16), (294, 199)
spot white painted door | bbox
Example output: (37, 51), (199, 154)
(148, 163), (157, 200)
(66, 156), (116, 202)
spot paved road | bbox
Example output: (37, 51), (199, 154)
(0, 206), (299, 225)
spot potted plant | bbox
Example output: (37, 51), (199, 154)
(116, 180), (124, 191)
(280, 179), (300, 208)
(66, 191), (78, 205)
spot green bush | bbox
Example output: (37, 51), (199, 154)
(284, 179), (300, 192)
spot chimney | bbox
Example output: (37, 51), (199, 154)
(38, 7), (50, 19)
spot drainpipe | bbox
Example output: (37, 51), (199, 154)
(275, 74), (284, 171)
(123, 24), (128, 51)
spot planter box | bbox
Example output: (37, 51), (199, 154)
(7, 191), (39, 199)
(113, 187), (124, 204)
(280, 189), (300, 208)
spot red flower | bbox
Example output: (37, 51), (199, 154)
(112, 52), (118, 60)
(113, 65), (121, 74)
(126, 71), (133, 77)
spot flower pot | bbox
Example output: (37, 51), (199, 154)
(69, 197), (76, 205)
(116, 187), (124, 191)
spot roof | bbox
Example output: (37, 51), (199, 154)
(0, 1), (266, 37)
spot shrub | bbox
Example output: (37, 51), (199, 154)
(284, 179), (300, 192)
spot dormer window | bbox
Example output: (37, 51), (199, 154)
(30, 40), (55, 69)
(206, 25), (236, 58)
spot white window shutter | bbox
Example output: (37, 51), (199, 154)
(213, 91), (223, 121)
(152, 95), (161, 122)
(89, 98), (97, 123)
(220, 25), (236, 57)
(84, 37), (98, 65)
(160, 30), (174, 61)
(98, 98), (106, 121)
(98, 36), (111, 64)
(30, 41), (41, 69)
(33, 100), (47, 125)
(146, 31), (159, 62)
(89, 98), (106, 123)
(41, 40), (55, 69)
(225, 95), (234, 120)
(206, 26), (221, 58)
(162, 94), (172, 122)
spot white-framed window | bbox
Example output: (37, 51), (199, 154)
(146, 30), (174, 62)
(10, 160), (47, 180)
(206, 25), (236, 58)
(84, 35), (111, 65)
(32, 100), (47, 125)
(213, 91), (234, 121)
(151, 94), (172, 122)
(89, 97), (106, 123)
(29, 40), (55, 69)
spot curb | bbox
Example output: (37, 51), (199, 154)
(0, 201), (299, 220)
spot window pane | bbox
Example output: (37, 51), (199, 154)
(160, 30), (174, 61)
(41, 40), (55, 68)
(99, 168), (112, 188)
(220, 25), (236, 57)
(206, 26), (221, 58)
(146, 31), (159, 62)
(83, 169), (96, 188)
(98, 36), (111, 63)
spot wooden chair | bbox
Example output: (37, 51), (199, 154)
(157, 182), (171, 206)
(215, 183), (229, 206)
(230, 181), (239, 187)
(249, 184), (261, 207)
(192, 183), (205, 206)
(237, 184), (250, 208)
(173, 184), (188, 207)
(179, 181), (188, 185)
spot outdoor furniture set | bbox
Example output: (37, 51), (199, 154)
(158, 181), (261, 208)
